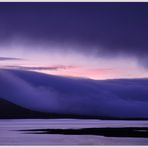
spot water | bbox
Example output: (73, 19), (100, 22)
(0, 119), (148, 145)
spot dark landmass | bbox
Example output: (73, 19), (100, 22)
(0, 98), (148, 120)
(20, 127), (148, 138)
(0, 98), (98, 119)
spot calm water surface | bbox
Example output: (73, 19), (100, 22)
(0, 119), (148, 145)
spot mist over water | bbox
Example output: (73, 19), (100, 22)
(0, 69), (148, 118)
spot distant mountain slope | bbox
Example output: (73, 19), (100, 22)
(0, 98), (53, 119)
(0, 69), (148, 119)
(0, 98), (102, 119)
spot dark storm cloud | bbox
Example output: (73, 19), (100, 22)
(0, 2), (148, 63)
(0, 57), (23, 61)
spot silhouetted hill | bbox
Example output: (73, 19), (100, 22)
(0, 98), (100, 119)
(0, 98), (53, 119)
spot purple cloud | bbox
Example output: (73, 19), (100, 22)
(0, 57), (23, 61)
(6, 65), (78, 71)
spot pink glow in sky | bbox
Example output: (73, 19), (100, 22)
(0, 43), (148, 80)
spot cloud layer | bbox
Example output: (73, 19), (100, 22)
(0, 57), (22, 61)
(0, 69), (148, 118)
(6, 65), (78, 71)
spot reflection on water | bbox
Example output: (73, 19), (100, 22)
(0, 119), (148, 145)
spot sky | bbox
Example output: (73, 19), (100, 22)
(1, 2), (148, 80)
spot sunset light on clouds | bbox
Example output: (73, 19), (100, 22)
(0, 42), (147, 80)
